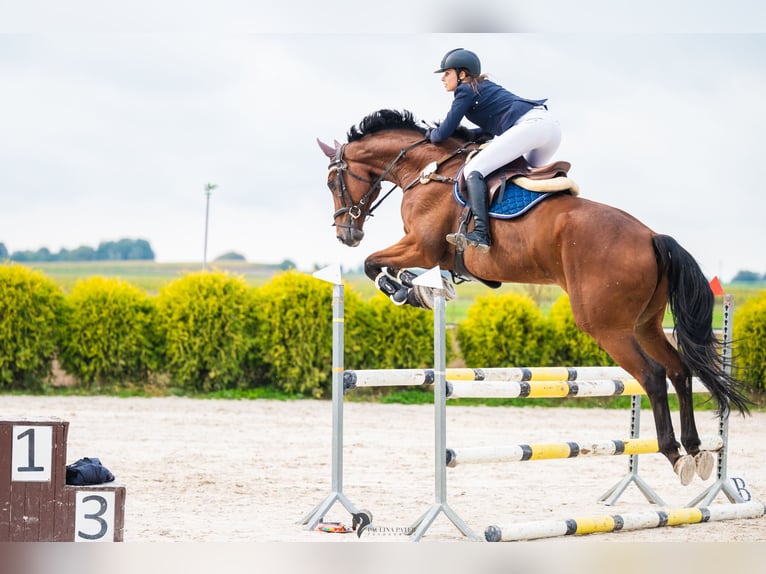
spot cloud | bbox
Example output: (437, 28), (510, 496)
(0, 31), (764, 280)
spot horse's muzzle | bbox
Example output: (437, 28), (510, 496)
(337, 226), (365, 247)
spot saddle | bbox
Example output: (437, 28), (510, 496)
(456, 156), (579, 202)
(451, 156), (579, 288)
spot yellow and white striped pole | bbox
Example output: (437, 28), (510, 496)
(485, 501), (766, 542)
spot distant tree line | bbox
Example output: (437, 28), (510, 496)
(0, 242), (298, 269)
(731, 270), (766, 282)
(0, 239), (155, 262)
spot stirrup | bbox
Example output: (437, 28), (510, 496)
(464, 232), (491, 253)
(446, 232), (468, 250)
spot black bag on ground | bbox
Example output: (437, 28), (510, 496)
(65, 457), (115, 485)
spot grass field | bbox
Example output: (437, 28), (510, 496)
(19, 260), (766, 327)
(24, 260), (282, 292)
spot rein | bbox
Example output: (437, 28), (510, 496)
(329, 137), (474, 228)
(329, 138), (426, 224)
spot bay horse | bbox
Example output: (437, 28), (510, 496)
(317, 108), (749, 485)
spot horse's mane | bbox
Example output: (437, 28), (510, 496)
(346, 109), (474, 143)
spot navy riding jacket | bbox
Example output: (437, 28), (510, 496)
(429, 79), (547, 143)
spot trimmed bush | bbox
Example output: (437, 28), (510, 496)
(0, 263), (64, 389)
(733, 292), (766, 391)
(547, 294), (616, 366)
(58, 277), (157, 387)
(457, 292), (552, 367)
(155, 271), (259, 392)
(252, 270), (363, 398)
(345, 293), (445, 371)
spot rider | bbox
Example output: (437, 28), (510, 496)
(428, 48), (562, 252)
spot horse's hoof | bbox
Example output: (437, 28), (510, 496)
(411, 286), (433, 309)
(695, 450), (715, 480)
(441, 277), (457, 301)
(674, 455), (696, 486)
(391, 288), (408, 305)
(396, 269), (418, 288)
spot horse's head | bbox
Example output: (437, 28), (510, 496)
(318, 109), (434, 247)
(317, 137), (382, 247)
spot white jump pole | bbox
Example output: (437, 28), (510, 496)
(447, 436), (723, 466)
(687, 293), (745, 507)
(485, 500), (766, 542)
(301, 265), (360, 529)
(409, 267), (479, 541)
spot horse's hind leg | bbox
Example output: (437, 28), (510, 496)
(636, 322), (714, 480)
(582, 328), (693, 483)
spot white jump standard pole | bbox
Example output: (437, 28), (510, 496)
(301, 266), (360, 530)
(409, 267), (480, 542)
(687, 293), (745, 507)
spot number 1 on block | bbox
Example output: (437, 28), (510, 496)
(11, 425), (53, 482)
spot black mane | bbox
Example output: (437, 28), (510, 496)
(347, 109), (423, 141)
(347, 109), (474, 143)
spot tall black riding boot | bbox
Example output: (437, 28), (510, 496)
(463, 171), (492, 252)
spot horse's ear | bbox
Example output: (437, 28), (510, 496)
(317, 138), (337, 159)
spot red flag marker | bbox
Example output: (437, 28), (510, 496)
(709, 276), (725, 296)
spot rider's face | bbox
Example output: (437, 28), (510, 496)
(441, 69), (461, 92)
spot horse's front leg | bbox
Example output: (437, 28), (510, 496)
(370, 266), (410, 306)
(364, 237), (442, 308)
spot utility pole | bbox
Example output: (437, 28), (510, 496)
(203, 183), (218, 270)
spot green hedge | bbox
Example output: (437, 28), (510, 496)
(548, 294), (616, 367)
(1, 262), (764, 396)
(457, 292), (552, 367)
(456, 293), (620, 369)
(733, 291), (766, 391)
(154, 271), (260, 392)
(346, 293), (445, 371)
(0, 264), (64, 389)
(58, 277), (157, 388)
(251, 273), (441, 398)
(251, 270), (348, 398)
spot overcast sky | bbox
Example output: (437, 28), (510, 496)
(2, 3), (765, 281)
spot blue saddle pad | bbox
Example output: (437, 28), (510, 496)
(453, 180), (553, 220)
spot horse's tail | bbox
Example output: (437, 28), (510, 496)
(653, 234), (750, 417)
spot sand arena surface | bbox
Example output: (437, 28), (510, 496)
(2, 395), (765, 542)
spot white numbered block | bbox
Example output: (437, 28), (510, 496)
(75, 490), (116, 542)
(11, 425), (53, 482)
(2, 418), (69, 541)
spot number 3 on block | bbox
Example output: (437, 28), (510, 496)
(75, 491), (116, 542)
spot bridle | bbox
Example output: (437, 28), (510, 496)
(327, 136), (477, 232)
(327, 138), (428, 230)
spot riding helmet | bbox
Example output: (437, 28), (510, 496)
(434, 48), (481, 75)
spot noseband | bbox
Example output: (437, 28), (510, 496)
(328, 139), (428, 230)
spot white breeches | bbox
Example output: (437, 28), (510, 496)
(464, 107), (562, 176)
